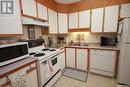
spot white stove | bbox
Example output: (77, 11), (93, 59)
(28, 45), (60, 61)
(28, 45), (61, 87)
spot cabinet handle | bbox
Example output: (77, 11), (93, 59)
(26, 67), (36, 74)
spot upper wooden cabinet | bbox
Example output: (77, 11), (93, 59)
(91, 8), (104, 33)
(37, 2), (48, 20)
(48, 9), (58, 34)
(69, 12), (78, 29)
(104, 5), (119, 32)
(120, 3), (130, 18)
(0, 0), (23, 35)
(58, 13), (68, 34)
(79, 10), (90, 28)
(21, 0), (37, 18)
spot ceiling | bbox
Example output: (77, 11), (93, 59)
(55, 0), (82, 4)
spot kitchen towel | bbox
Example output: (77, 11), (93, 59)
(46, 59), (54, 78)
(10, 71), (28, 87)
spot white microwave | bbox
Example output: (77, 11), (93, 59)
(0, 42), (29, 67)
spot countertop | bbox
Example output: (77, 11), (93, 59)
(66, 44), (119, 51)
(51, 43), (119, 51)
(0, 57), (37, 78)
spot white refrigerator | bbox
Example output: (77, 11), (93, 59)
(117, 18), (130, 86)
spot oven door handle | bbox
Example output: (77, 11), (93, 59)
(51, 54), (59, 59)
(41, 60), (46, 64)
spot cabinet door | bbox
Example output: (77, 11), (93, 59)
(76, 49), (88, 71)
(66, 48), (75, 68)
(58, 51), (65, 71)
(79, 10), (90, 28)
(91, 8), (104, 32)
(7, 63), (38, 87)
(27, 68), (38, 87)
(37, 3), (48, 20)
(69, 12), (78, 29)
(120, 3), (130, 18)
(104, 5), (119, 32)
(0, 0), (23, 35)
(21, 0), (37, 17)
(48, 9), (58, 34)
(58, 13), (68, 33)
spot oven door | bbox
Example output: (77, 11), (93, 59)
(39, 55), (60, 87)
(51, 56), (59, 73)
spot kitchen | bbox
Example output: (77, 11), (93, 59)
(0, 0), (130, 87)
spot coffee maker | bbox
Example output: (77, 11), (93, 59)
(100, 36), (108, 46)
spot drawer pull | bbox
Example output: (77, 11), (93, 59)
(27, 67), (36, 74)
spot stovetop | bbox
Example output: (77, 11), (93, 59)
(29, 46), (60, 60)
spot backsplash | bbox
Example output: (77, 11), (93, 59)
(42, 35), (68, 44)
(19, 26), (43, 40)
(68, 32), (116, 44)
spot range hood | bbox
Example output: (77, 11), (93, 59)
(22, 17), (49, 27)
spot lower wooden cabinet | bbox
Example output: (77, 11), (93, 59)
(0, 62), (38, 87)
(66, 47), (88, 71)
(65, 47), (118, 77)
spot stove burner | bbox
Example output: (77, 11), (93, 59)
(42, 48), (49, 51)
(49, 49), (56, 51)
(34, 53), (45, 57)
(29, 52), (36, 55)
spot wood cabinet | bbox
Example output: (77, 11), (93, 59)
(91, 8), (104, 33)
(90, 49), (116, 77)
(79, 10), (90, 28)
(76, 49), (88, 71)
(21, 0), (37, 17)
(66, 47), (88, 71)
(0, 0), (23, 35)
(120, 3), (130, 18)
(58, 51), (65, 71)
(104, 5), (119, 32)
(0, 62), (38, 87)
(69, 12), (78, 29)
(58, 13), (68, 34)
(66, 48), (75, 68)
(48, 9), (58, 34)
(27, 66), (38, 87)
(37, 2), (48, 20)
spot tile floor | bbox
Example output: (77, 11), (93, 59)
(53, 73), (117, 87)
